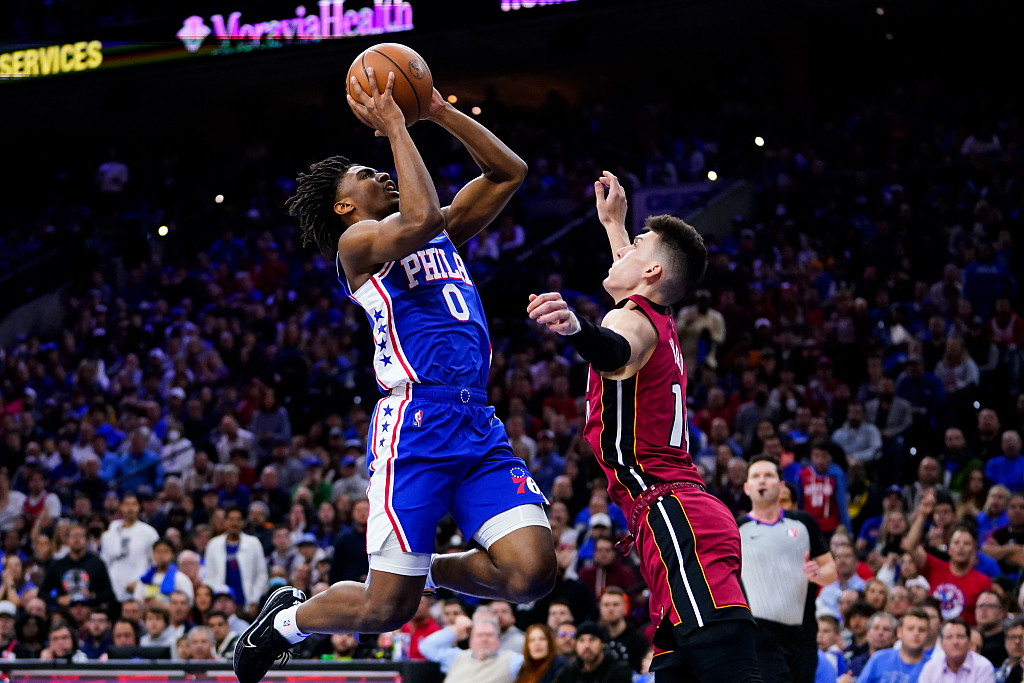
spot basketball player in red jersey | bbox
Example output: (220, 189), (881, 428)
(527, 172), (762, 683)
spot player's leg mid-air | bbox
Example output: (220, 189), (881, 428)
(233, 51), (555, 683)
(528, 171), (763, 682)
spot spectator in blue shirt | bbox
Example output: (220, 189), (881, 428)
(985, 432), (1024, 493)
(94, 435), (123, 483)
(531, 430), (566, 498)
(895, 354), (945, 423)
(857, 607), (931, 683)
(218, 464), (251, 509)
(114, 430), (164, 493)
(962, 243), (1018, 319)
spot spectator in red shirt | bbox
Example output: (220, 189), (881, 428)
(399, 595), (442, 660)
(798, 441), (851, 537)
(991, 297), (1024, 349)
(542, 377), (577, 421)
(578, 538), (639, 603)
(694, 387), (736, 433)
(904, 490), (991, 626)
(253, 244), (288, 294)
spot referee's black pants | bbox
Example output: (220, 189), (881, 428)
(752, 618), (816, 683)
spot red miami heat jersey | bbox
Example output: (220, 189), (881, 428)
(584, 295), (704, 508)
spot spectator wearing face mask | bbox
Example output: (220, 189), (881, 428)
(161, 420), (194, 480)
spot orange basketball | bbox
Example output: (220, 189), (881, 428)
(347, 43), (433, 127)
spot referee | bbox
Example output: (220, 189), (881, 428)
(738, 455), (838, 683)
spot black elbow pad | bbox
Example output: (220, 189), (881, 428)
(567, 316), (632, 373)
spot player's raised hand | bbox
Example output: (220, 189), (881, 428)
(595, 171), (628, 228)
(347, 68), (405, 137)
(528, 293), (580, 336)
(423, 88), (450, 122)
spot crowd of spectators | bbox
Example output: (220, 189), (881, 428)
(0, 69), (1023, 683)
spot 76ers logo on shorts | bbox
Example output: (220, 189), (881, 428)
(510, 467), (541, 495)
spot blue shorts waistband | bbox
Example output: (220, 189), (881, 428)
(388, 384), (487, 405)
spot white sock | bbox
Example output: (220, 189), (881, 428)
(274, 605), (309, 644)
(425, 553), (442, 590)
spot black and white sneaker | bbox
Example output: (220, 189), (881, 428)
(233, 586), (306, 683)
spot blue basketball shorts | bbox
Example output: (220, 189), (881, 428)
(363, 384), (548, 557)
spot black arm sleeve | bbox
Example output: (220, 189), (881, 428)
(566, 315), (632, 373)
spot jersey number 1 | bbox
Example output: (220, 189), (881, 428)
(442, 283), (470, 321)
(669, 382), (687, 450)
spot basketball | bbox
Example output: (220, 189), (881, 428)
(347, 43), (433, 127)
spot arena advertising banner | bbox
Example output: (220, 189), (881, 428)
(0, 0), (414, 81)
(0, 40), (104, 79)
(175, 0), (415, 54)
(0, 0), (599, 82)
(501, 0), (578, 11)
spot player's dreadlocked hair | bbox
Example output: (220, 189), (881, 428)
(285, 155), (353, 255)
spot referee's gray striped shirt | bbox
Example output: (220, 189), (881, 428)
(738, 510), (828, 626)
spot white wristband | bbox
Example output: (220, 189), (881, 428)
(565, 312), (581, 336)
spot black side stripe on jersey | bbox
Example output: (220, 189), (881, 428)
(599, 376), (648, 500)
(646, 496), (705, 629)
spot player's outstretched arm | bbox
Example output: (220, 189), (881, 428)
(341, 69), (445, 270)
(595, 171), (630, 255)
(425, 91), (528, 247)
(527, 292), (657, 378)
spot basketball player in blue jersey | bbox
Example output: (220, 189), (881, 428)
(233, 69), (555, 683)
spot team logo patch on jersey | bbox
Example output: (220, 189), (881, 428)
(510, 467), (541, 495)
(414, 410), (423, 427)
(788, 528), (799, 539)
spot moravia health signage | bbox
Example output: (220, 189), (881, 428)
(177, 0), (414, 53)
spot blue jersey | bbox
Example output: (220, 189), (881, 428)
(338, 232), (491, 391)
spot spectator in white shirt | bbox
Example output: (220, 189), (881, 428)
(100, 493), (160, 602)
(215, 416), (257, 468)
(161, 423), (195, 479)
(203, 507), (268, 618)
(72, 423), (98, 465)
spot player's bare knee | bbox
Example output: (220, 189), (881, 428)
(505, 551), (556, 602)
(361, 590), (420, 632)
